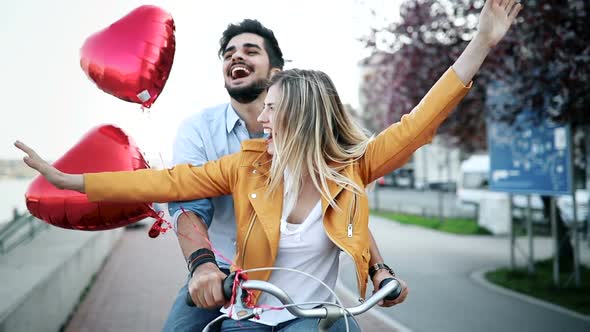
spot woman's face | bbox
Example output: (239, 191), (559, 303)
(257, 84), (281, 155)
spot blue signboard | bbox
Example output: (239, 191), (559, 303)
(487, 115), (572, 195)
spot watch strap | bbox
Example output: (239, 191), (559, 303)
(369, 263), (395, 279)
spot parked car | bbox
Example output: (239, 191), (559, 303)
(376, 174), (395, 187)
(427, 181), (457, 192)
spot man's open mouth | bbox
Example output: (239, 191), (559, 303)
(230, 65), (252, 79)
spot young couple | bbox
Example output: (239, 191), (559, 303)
(15, 1), (521, 331)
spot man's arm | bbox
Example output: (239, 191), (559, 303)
(169, 117), (216, 257)
(170, 117), (228, 309)
(169, 202), (213, 257)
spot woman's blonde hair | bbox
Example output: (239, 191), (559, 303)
(266, 69), (373, 213)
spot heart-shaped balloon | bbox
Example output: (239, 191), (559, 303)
(25, 125), (156, 230)
(80, 5), (175, 108)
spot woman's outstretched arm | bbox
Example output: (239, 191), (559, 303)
(452, 0), (522, 84)
(15, 140), (85, 192)
(15, 140), (238, 203)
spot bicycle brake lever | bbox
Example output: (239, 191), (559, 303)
(226, 285), (265, 321)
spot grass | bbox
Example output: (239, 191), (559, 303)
(371, 210), (491, 235)
(486, 259), (590, 315)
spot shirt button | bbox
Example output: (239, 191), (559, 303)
(252, 169), (257, 174)
(251, 193), (257, 199)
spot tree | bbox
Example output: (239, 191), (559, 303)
(360, 0), (489, 152)
(360, 0), (589, 151)
(361, 0), (590, 271)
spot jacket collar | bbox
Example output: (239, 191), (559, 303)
(242, 138), (268, 152)
(242, 141), (353, 221)
(321, 164), (353, 216)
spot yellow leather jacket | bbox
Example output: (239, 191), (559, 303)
(85, 68), (471, 301)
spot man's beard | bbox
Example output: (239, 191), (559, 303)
(225, 78), (268, 104)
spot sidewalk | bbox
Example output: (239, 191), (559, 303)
(338, 215), (590, 332)
(64, 226), (184, 332)
(0, 225), (121, 332)
(64, 226), (399, 332)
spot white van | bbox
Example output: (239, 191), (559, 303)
(457, 154), (588, 225)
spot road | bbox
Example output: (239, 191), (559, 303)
(339, 215), (590, 332)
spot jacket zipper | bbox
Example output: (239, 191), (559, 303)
(347, 194), (357, 238)
(325, 228), (364, 299)
(324, 206), (364, 299)
(240, 212), (257, 267)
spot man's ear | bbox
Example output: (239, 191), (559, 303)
(269, 68), (282, 78)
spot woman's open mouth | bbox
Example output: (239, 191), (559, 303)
(263, 128), (273, 141)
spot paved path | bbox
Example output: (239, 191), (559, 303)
(64, 226), (185, 332)
(339, 216), (590, 332)
(64, 225), (398, 331)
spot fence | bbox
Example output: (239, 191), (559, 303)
(0, 213), (48, 255)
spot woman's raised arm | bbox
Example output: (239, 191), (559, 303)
(452, 0), (522, 84)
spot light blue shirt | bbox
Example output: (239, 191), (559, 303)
(168, 103), (255, 269)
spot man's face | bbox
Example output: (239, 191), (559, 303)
(222, 33), (273, 104)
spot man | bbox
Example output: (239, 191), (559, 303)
(163, 19), (285, 332)
(163, 19), (399, 332)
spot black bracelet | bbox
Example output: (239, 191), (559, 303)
(369, 263), (395, 279)
(186, 248), (218, 277)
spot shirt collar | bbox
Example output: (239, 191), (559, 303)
(225, 104), (244, 134)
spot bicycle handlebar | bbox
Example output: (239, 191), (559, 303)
(186, 272), (403, 317)
(238, 277), (401, 317)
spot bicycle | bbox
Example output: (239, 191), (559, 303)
(187, 270), (403, 332)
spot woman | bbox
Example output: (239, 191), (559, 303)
(15, 1), (521, 330)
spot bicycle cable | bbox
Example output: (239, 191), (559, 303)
(241, 266), (355, 332)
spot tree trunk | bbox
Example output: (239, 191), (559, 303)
(541, 195), (574, 273)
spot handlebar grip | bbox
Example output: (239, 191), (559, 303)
(380, 278), (402, 301)
(185, 290), (196, 307)
(222, 272), (236, 300)
(185, 272), (237, 307)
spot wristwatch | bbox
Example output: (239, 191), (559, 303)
(369, 263), (395, 279)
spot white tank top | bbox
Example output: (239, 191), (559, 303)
(253, 194), (340, 325)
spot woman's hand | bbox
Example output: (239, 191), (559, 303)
(477, 0), (522, 48)
(372, 270), (409, 307)
(14, 141), (85, 192)
(452, 0), (522, 84)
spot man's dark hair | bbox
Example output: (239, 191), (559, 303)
(219, 19), (284, 69)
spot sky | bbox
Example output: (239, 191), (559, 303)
(0, 0), (401, 164)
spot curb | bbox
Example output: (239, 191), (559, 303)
(470, 267), (590, 323)
(335, 280), (414, 332)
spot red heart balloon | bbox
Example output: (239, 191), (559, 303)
(80, 5), (175, 108)
(25, 125), (156, 230)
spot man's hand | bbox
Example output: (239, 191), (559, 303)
(372, 270), (409, 307)
(477, 0), (522, 48)
(187, 262), (228, 309)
